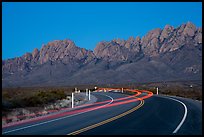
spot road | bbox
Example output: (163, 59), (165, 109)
(2, 89), (202, 135)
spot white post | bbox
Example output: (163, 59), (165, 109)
(71, 92), (74, 108)
(122, 88), (123, 93)
(86, 89), (88, 96)
(78, 90), (80, 93)
(156, 87), (159, 95)
(88, 90), (91, 100)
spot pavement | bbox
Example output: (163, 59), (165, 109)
(2, 90), (202, 135)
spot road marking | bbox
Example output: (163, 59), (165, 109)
(165, 97), (188, 134)
(67, 99), (144, 135)
(2, 94), (114, 135)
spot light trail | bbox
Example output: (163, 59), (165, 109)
(2, 89), (141, 122)
(2, 89), (153, 129)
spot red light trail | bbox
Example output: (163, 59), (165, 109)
(2, 88), (153, 128)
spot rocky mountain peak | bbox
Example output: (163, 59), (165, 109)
(38, 39), (95, 64)
(160, 24), (174, 42)
(32, 48), (40, 61)
(195, 27), (202, 44)
(135, 36), (141, 42)
(164, 24), (174, 30)
(127, 36), (134, 42)
(23, 52), (32, 61)
(94, 22), (201, 59)
(183, 21), (197, 37)
(2, 22), (202, 88)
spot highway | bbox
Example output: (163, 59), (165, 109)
(2, 89), (202, 135)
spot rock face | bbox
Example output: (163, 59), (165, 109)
(2, 22), (202, 87)
(2, 39), (95, 74)
(183, 21), (197, 37)
(93, 38), (141, 62)
(38, 39), (95, 64)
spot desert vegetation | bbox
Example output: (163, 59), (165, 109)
(2, 81), (201, 126)
(2, 86), (96, 125)
(3, 87), (69, 110)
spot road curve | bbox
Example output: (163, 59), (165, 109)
(2, 89), (202, 135)
(2, 89), (148, 135)
(79, 93), (202, 135)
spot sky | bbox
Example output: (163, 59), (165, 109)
(2, 2), (202, 59)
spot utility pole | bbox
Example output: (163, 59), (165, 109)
(88, 90), (91, 100)
(71, 92), (74, 108)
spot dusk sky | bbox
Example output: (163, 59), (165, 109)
(2, 2), (202, 59)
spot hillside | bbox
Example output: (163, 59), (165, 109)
(2, 22), (202, 87)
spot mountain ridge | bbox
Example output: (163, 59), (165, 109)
(2, 22), (202, 87)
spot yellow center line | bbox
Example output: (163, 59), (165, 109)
(67, 99), (144, 135)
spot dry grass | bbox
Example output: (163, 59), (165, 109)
(2, 86), (96, 124)
(2, 86), (96, 116)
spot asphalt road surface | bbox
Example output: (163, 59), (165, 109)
(2, 90), (202, 135)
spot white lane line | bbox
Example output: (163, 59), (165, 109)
(165, 97), (188, 134)
(2, 94), (114, 135)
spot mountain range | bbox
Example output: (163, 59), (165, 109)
(2, 22), (202, 87)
